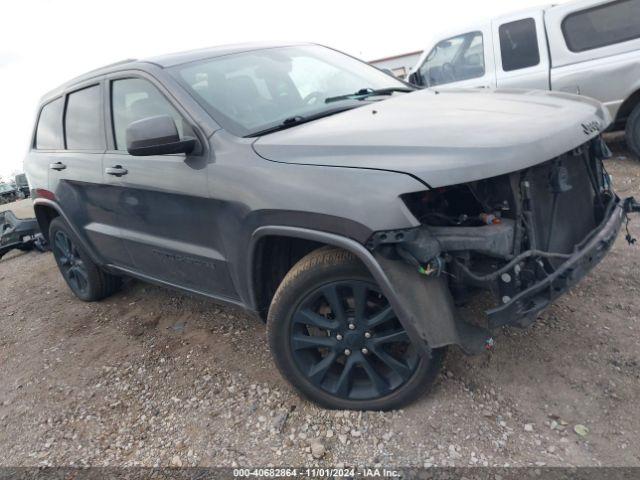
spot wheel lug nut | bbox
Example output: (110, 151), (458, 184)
(336, 334), (343, 341)
(344, 349), (351, 356)
(348, 324), (356, 330)
(364, 332), (371, 339)
(361, 348), (369, 354)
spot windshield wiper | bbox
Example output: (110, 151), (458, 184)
(324, 87), (415, 104)
(246, 105), (359, 137)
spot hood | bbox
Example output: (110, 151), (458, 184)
(253, 88), (611, 188)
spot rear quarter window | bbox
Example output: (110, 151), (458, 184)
(562, 0), (640, 52)
(35, 98), (64, 150)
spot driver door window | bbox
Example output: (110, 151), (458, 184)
(111, 78), (192, 151)
(419, 31), (485, 87)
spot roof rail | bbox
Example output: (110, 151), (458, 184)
(62, 58), (138, 87)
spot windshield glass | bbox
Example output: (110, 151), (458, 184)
(170, 45), (407, 136)
(418, 32), (484, 87)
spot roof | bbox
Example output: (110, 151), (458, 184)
(41, 41), (310, 102)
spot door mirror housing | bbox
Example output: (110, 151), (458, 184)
(126, 115), (197, 156)
(407, 71), (420, 86)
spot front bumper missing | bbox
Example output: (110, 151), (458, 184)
(486, 199), (627, 329)
(373, 252), (492, 355)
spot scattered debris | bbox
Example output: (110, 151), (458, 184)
(272, 412), (289, 433)
(168, 321), (187, 333)
(310, 440), (326, 459)
(574, 425), (590, 437)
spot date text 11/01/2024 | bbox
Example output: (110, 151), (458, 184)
(233, 467), (401, 477)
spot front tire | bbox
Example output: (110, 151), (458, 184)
(49, 217), (121, 301)
(267, 247), (445, 410)
(626, 103), (640, 159)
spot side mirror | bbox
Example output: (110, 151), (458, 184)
(126, 115), (197, 156)
(407, 71), (420, 86)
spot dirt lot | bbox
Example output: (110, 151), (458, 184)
(1, 140), (639, 468)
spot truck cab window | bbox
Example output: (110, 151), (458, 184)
(499, 18), (540, 71)
(418, 32), (484, 87)
(562, 0), (640, 52)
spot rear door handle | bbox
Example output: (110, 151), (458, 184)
(105, 166), (128, 177)
(49, 162), (66, 171)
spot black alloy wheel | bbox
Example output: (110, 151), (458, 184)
(49, 217), (121, 302)
(268, 247), (445, 410)
(52, 229), (90, 297)
(290, 280), (419, 401)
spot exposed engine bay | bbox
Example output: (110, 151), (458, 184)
(370, 136), (639, 353)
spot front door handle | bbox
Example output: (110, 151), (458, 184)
(49, 162), (66, 171)
(105, 166), (128, 177)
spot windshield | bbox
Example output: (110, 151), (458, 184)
(418, 32), (484, 87)
(170, 45), (407, 136)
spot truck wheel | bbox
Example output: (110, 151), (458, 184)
(626, 103), (640, 159)
(267, 247), (445, 410)
(49, 217), (121, 301)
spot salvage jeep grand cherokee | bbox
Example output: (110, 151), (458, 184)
(24, 43), (640, 410)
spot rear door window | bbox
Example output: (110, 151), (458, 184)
(499, 18), (541, 71)
(35, 98), (64, 150)
(65, 85), (104, 150)
(562, 0), (640, 52)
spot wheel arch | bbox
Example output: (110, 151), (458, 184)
(33, 201), (60, 243)
(615, 88), (640, 128)
(33, 198), (103, 265)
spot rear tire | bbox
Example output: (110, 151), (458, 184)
(267, 247), (445, 410)
(625, 103), (640, 159)
(49, 217), (121, 301)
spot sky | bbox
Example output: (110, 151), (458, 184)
(0, 0), (566, 179)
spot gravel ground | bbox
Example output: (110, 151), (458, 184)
(0, 139), (639, 468)
(0, 198), (36, 218)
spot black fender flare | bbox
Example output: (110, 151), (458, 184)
(32, 198), (104, 266)
(248, 226), (430, 354)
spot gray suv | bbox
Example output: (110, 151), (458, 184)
(24, 42), (639, 410)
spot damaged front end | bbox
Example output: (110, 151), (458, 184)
(0, 210), (48, 259)
(369, 136), (638, 355)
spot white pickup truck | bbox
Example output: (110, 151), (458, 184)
(408, 0), (640, 157)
